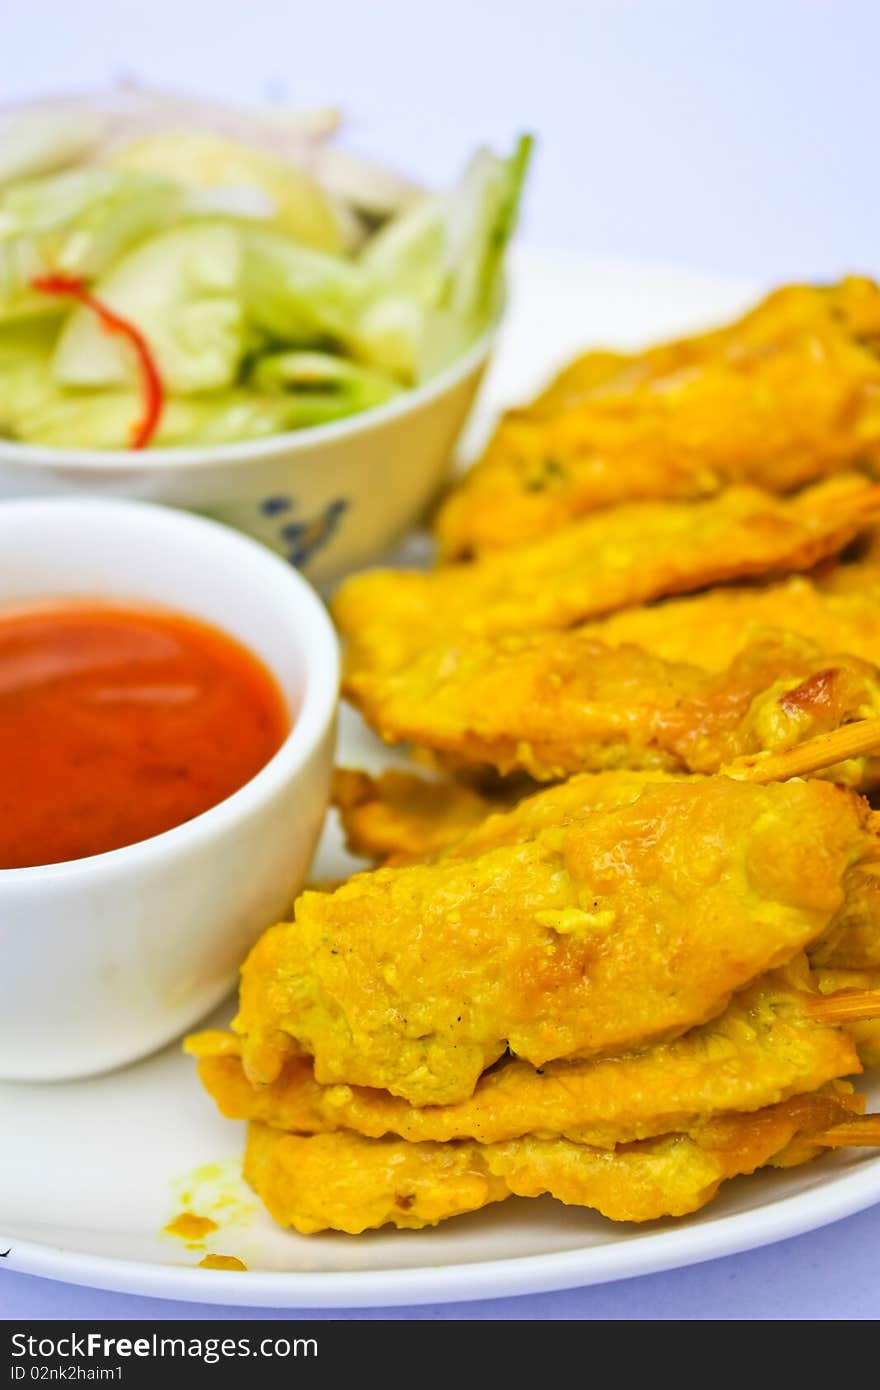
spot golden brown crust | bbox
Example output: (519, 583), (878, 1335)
(331, 768), (687, 868)
(435, 278), (880, 557)
(233, 777), (873, 1106)
(343, 629), (880, 783)
(330, 769), (880, 980)
(336, 476), (880, 676)
(443, 769), (679, 857)
(191, 965), (861, 1147)
(331, 768), (499, 865)
(576, 568), (880, 673)
(243, 1087), (862, 1233)
(244, 1123), (509, 1235)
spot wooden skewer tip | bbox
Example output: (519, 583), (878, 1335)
(727, 716), (880, 784)
(813, 1115), (880, 1149)
(807, 989), (880, 1024)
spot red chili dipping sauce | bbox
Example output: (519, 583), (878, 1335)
(0, 602), (289, 869)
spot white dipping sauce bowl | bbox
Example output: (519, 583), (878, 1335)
(0, 498), (338, 1080)
(0, 328), (494, 586)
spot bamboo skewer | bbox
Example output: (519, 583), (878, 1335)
(806, 990), (880, 1024)
(726, 716), (880, 784)
(813, 1115), (880, 1148)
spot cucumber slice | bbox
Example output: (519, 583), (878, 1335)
(0, 170), (183, 321)
(359, 193), (445, 302)
(4, 385), (295, 450)
(358, 134), (531, 377)
(52, 222), (245, 394)
(110, 131), (347, 254)
(250, 348), (400, 425)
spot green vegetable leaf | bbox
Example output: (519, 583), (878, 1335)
(52, 221), (245, 394)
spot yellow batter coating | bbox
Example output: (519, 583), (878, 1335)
(190, 963), (861, 1147)
(335, 769), (682, 866)
(343, 629), (880, 783)
(329, 771), (880, 972)
(234, 777), (874, 1105)
(331, 768), (499, 865)
(577, 569), (880, 673)
(435, 277), (880, 557)
(244, 1124), (507, 1235)
(336, 476), (880, 674)
(243, 1087), (862, 1233)
(810, 865), (880, 970)
(539, 280), (880, 411)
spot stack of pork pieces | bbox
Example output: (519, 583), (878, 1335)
(189, 277), (880, 1236)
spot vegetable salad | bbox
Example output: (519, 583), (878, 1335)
(0, 91), (529, 449)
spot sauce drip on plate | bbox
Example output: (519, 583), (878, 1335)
(0, 602), (289, 869)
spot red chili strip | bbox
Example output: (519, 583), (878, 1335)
(31, 273), (164, 449)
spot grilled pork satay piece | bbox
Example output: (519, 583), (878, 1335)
(189, 962), (864, 1146)
(331, 768), (500, 866)
(336, 476), (880, 674)
(434, 277), (880, 557)
(333, 758), (880, 993)
(245, 1122), (510, 1235)
(244, 1087), (868, 1234)
(343, 629), (880, 783)
(331, 763), (880, 935)
(537, 279), (880, 413)
(234, 776), (876, 1105)
(576, 568), (880, 673)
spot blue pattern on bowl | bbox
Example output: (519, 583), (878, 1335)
(258, 495), (349, 568)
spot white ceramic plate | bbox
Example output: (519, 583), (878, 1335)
(3, 254), (879, 1308)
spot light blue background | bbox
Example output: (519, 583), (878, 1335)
(3, 0), (879, 1321)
